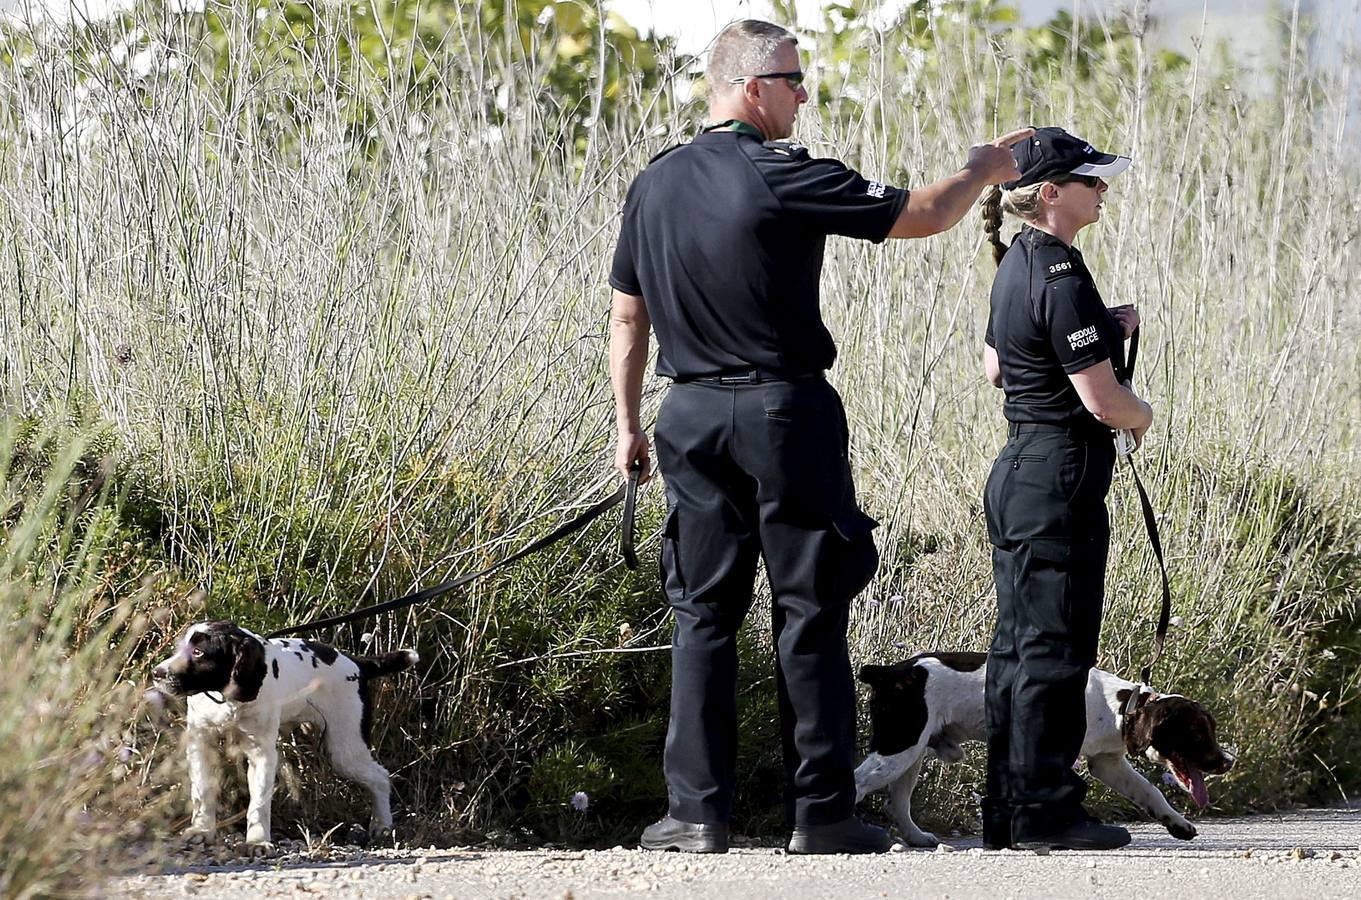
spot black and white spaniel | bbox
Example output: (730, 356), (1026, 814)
(153, 621), (418, 850)
(854, 652), (1235, 847)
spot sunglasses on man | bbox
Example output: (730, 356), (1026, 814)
(729, 70), (805, 90)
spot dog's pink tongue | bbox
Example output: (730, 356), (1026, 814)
(1188, 768), (1209, 808)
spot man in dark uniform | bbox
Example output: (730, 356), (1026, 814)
(980, 127), (1150, 850)
(608, 19), (1030, 854)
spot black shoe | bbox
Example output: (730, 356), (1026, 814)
(639, 816), (729, 853)
(1013, 818), (1131, 851)
(788, 816), (894, 854)
(980, 798), (1013, 850)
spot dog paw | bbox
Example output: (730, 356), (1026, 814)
(243, 840), (278, 857)
(182, 828), (217, 847)
(1167, 820), (1197, 841)
(902, 830), (941, 848)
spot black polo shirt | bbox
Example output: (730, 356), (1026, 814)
(985, 225), (1127, 427)
(609, 131), (908, 380)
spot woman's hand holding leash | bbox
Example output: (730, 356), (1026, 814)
(1111, 304), (1140, 339)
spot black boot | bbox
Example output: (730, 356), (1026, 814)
(1013, 809), (1130, 851)
(788, 816), (894, 854)
(639, 815), (729, 853)
(981, 798), (1014, 850)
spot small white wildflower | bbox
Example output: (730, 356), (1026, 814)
(118, 746), (134, 764)
(131, 49), (155, 79)
(256, 6), (269, 21)
(864, 597), (881, 609)
(1169, 615), (1184, 628)
(360, 632), (374, 645)
(889, 594), (906, 604)
(570, 791), (589, 812)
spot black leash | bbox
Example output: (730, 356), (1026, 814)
(1120, 328), (1173, 717)
(267, 464), (643, 639)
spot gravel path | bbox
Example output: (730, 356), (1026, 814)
(115, 808), (1361, 899)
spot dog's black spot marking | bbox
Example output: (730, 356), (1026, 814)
(919, 652), (986, 673)
(295, 651), (304, 661)
(301, 641), (339, 665)
(860, 660), (930, 755)
(346, 674), (360, 682)
(349, 651), (418, 746)
(271, 659), (279, 679)
(311, 655), (318, 668)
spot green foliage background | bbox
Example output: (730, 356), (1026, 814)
(1, 3), (1359, 888)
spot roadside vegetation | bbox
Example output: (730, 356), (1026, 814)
(1, 1), (1357, 895)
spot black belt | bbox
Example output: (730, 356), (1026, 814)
(679, 368), (823, 386)
(1007, 421), (1113, 442)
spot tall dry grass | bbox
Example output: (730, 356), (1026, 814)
(0, 0), (1356, 879)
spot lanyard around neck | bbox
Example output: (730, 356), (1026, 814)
(701, 119), (765, 140)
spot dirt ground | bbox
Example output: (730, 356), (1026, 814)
(114, 807), (1361, 899)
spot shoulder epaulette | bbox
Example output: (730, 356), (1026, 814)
(1043, 258), (1080, 284)
(761, 139), (809, 159)
(647, 143), (685, 164)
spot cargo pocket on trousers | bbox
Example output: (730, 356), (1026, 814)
(660, 507), (686, 603)
(830, 506), (880, 602)
(1024, 538), (1075, 640)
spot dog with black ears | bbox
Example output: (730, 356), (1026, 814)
(153, 621), (418, 851)
(854, 652), (1234, 847)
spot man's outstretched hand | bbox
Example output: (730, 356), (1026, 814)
(965, 128), (1036, 186)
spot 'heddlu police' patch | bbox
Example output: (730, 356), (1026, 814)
(1067, 325), (1099, 350)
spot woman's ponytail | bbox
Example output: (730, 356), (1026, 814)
(981, 185), (1006, 267)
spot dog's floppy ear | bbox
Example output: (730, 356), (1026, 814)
(223, 630), (267, 702)
(1118, 690), (1157, 754)
(858, 664), (889, 686)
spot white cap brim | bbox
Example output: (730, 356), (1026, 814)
(1069, 155), (1132, 178)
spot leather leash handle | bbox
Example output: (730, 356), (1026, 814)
(620, 460), (642, 570)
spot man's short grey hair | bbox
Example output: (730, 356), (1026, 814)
(705, 20), (797, 99)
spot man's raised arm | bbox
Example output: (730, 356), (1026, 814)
(887, 128), (1034, 239)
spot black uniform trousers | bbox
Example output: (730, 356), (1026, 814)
(653, 375), (879, 828)
(982, 422), (1116, 841)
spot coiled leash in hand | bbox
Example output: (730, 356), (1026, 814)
(268, 461), (643, 639)
(1119, 328), (1174, 719)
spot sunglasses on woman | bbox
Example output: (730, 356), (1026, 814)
(1053, 174), (1101, 188)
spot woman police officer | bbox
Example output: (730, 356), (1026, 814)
(977, 127), (1152, 851)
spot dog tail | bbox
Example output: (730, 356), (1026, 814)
(354, 649), (419, 680)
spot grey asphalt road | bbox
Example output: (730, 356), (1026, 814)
(116, 808), (1361, 900)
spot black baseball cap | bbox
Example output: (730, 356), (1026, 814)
(1003, 126), (1131, 190)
